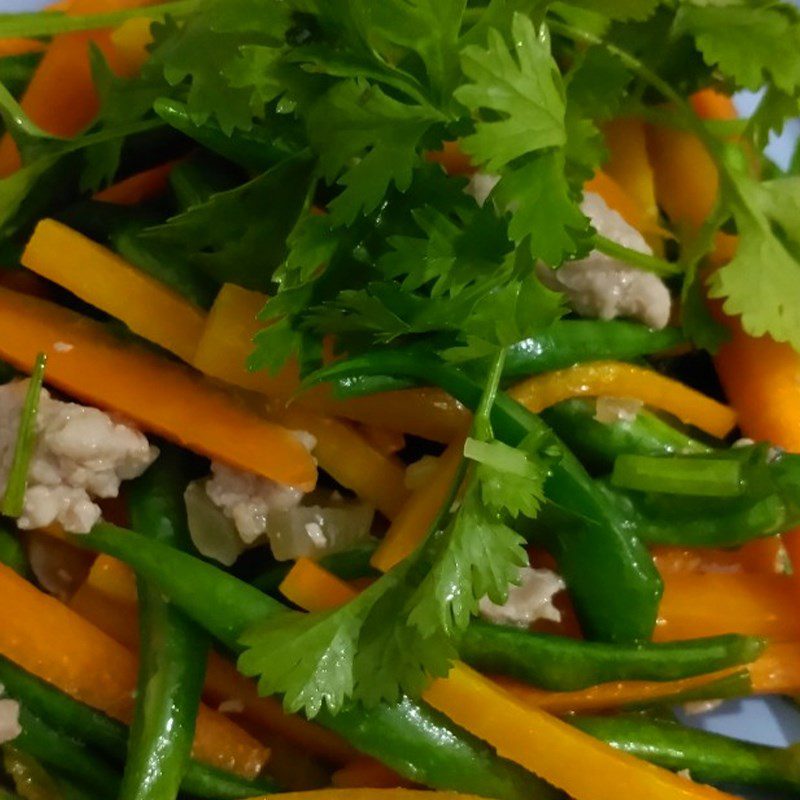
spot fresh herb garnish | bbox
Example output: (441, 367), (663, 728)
(239, 349), (551, 715)
(2, 353), (46, 519)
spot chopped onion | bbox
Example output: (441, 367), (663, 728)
(266, 503), (374, 561)
(184, 480), (246, 567)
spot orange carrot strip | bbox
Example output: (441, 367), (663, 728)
(0, 563), (268, 777)
(357, 424), (406, 457)
(94, 161), (176, 205)
(332, 759), (410, 790)
(21, 219), (205, 362)
(509, 361), (737, 439)
(0, 287), (316, 490)
(0, 0), (158, 176)
(249, 792), (482, 800)
(72, 556), (357, 765)
(645, 90), (736, 234)
(280, 558), (357, 611)
(267, 404), (408, 519)
(108, 16), (153, 75)
(656, 572), (800, 642)
(193, 283), (469, 443)
(652, 540), (784, 575)
(0, 39), (45, 58)
(601, 120), (660, 231)
(424, 663), (736, 800)
(425, 141), (474, 176)
(371, 439), (465, 573)
(496, 669), (739, 715)
(499, 642), (800, 715)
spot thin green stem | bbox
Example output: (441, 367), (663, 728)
(594, 235), (683, 277)
(472, 347), (507, 442)
(0, 1), (200, 38)
(2, 354), (46, 518)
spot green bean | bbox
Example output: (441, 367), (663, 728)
(12, 706), (119, 797)
(0, 657), (279, 799)
(458, 624), (765, 691)
(541, 398), (712, 472)
(570, 713), (800, 793)
(0, 525), (27, 577)
(120, 448), (210, 800)
(74, 524), (560, 800)
(304, 350), (663, 643)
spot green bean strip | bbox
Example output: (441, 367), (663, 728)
(120, 449), (210, 800)
(570, 714), (800, 793)
(12, 706), (119, 797)
(303, 351), (663, 643)
(74, 524), (559, 800)
(0, 525), (27, 577)
(0, 657), (279, 799)
(459, 624), (765, 691)
(541, 398), (712, 472)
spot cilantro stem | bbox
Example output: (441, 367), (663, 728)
(2, 354), (46, 519)
(594, 235), (683, 277)
(472, 348), (507, 442)
(0, 1), (200, 38)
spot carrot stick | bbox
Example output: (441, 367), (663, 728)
(652, 540), (784, 575)
(280, 558), (358, 611)
(424, 663), (737, 800)
(0, 0), (158, 176)
(21, 219), (205, 362)
(357, 424), (406, 457)
(94, 161), (176, 205)
(655, 573), (800, 642)
(498, 641), (800, 715)
(0, 286), (317, 490)
(371, 439), (465, 573)
(73, 556), (357, 765)
(249, 792), (482, 800)
(509, 361), (737, 439)
(193, 283), (470, 443)
(600, 120), (660, 235)
(0, 563), (269, 777)
(425, 141), (474, 176)
(0, 39), (45, 58)
(266, 404), (409, 519)
(332, 759), (410, 789)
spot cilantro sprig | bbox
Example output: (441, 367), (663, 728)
(239, 349), (550, 716)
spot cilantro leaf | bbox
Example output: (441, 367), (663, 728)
(454, 12), (566, 172)
(492, 150), (592, 265)
(308, 79), (443, 225)
(675, 2), (800, 94)
(710, 172), (800, 350)
(142, 154), (314, 291)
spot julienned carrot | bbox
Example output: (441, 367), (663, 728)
(331, 759), (410, 790)
(249, 792), (483, 799)
(0, 39), (45, 58)
(600, 120), (660, 236)
(656, 573), (800, 642)
(193, 283), (470, 443)
(357, 424), (406, 457)
(0, 286), (316, 490)
(0, 563), (268, 778)
(108, 16), (153, 76)
(645, 90), (736, 233)
(498, 642), (800, 714)
(0, 0), (159, 176)
(652, 540), (784, 575)
(94, 161), (176, 205)
(281, 558), (358, 611)
(266, 404), (409, 519)
(508, 361), (737, 439)
(424, 663), (736, 800)
(72, 555), (356, 765)
(21, 219), (205, 362)
(371, 439), (465, 573)
(425, 141), (474, 176)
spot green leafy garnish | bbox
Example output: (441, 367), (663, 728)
(239, 349), (551, 715)
(2, 354), (46, 520)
